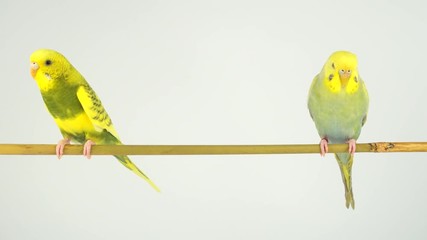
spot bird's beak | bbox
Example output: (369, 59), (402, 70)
(339, 71), (351, 87)
(30, 62), (39, 78)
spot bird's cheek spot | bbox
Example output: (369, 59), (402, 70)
(328, 74), (334, 81)
(44, 73), (52, 80)
(354, 76), (358, 83)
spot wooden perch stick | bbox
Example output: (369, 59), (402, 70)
(0, 142), (426, 156)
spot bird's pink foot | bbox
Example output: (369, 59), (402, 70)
(320, 138), (329, 156)
(56, 139), (70, 159)
(83, 140), (96, 159)
(347, 139), (356, 155)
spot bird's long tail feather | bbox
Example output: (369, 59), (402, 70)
(334, 153), (354, 209)
(114, 155), (160, 192)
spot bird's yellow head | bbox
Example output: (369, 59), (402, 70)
(30, 49), (78, 91)
(322, 51), (360, 94)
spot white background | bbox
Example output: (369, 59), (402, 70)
(1, 0), (427, 239)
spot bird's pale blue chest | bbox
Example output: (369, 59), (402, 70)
(309, 86), (367, 143)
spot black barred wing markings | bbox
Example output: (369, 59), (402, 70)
(76, 84), (120, 140)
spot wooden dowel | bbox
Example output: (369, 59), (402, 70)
(0, 142), (425, 156)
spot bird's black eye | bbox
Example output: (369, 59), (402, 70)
(331, 63), (335, 69)
(329, 74), (334, 81)
(45, 60), (52, 66)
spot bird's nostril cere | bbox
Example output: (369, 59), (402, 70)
(31, 62), (39, 69)
(30, 62), (40, 77)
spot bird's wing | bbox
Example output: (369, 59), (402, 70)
(76, 84), (120, 140)
(362, 114), (367, 126)
(307, 74), (320, 120)
(360, 78), (369, 127)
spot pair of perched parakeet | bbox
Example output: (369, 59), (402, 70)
(29, 49), (368, 209)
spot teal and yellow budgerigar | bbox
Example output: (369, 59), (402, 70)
(308, 51), (369, 209)
(30, 49), (160, 192)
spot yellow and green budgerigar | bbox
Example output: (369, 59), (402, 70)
(30, 49), (160, 192)
(308, 51), (369, 209)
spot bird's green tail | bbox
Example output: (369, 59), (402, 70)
(334, 153), (354, 209)
(114, 155), (160, 192)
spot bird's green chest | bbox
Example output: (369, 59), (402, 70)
(41, 84), (84, 119)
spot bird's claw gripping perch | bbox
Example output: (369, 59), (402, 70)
(320, 138), (329, 156)
(347, 139), (356, 155)
(83, 140), (96, 159)
(56, 139), (70, 159)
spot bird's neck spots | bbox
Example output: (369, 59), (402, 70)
(345, 76), (359, 94)
(325, 74), (341, 93)
(324, 72), (359, 94)
(36, 74), (56, 92)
